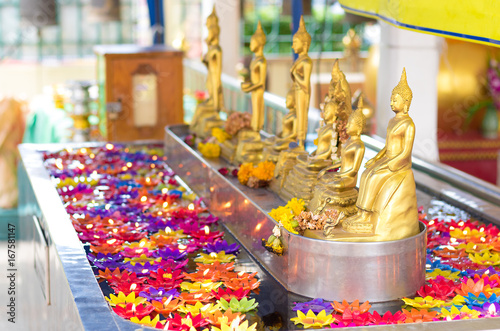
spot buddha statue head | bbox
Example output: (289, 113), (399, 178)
(323, 81), (346, 124)
(206, 6), (220, 45)
(391, 68), (413, 114)
(292, 16), (311, 54)
(328, 60), (341, 97)
(285, 89), (296, 111)
(250, 21), (266, 53)
(347, 96), (367, 137)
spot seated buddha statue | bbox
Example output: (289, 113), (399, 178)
(263, 90), (297, 163)
(279, 81), (351, 202)
(339, 68), (420, 242)
(308, 97), (367, 221)
(190, 7), (225, 139)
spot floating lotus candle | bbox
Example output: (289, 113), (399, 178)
(106, 291), (147, 307)
(163, 313), (210, 330)
(179, 291), (214, 305)
(152, 247), (187, 261)
(223, 278), (260, 292)
(218, 297), (258, 313)
(212, 288), (250, 301)
(367, 311), (405, 325)
(111, 282), (147, 296)
(90, 243), (122, 255)
(123, 254), (161, 266)
(205, 309), (244, 328)
(123, 261), (160, 274)
(402, 296), (446, 309)
(121, 247), (153, 258)
(180, 280), (223, 293)
(184, 269), (220, 283)
(194, 252), (236, 264)
(150, 296), (183, 316)
(331, 300), (371, 314)
(176, 301), (221, 317)
(158, 258), (188, 271)
(139, 287), (179, 301)
(469, 251), (500, 266)
(204, 240), (241, 255)
(129, 315), (160, 328)
(401, 308), (440, 323)
(190, 226), (224, 242)
(112, 302), (154, 319)
(196, 261), (235, 273)
(440, 305), (481, 320)
(463, 293), (499, 307)
(153, 227), (188, 240)
(87, 253), (123, 270)
(456, 278), (493, 297)
(291, 310), (336, 328)
(478, 302), (500, 317)
(426, 269), (462, 281)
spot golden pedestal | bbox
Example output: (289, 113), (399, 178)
(220, 129), (263, 165)
(190, 109), (224, 140)
(262, 137), (295, 163)
(279, 159), (331, 203)
(268, 147), (307, 195)
(308, 186), (358, 216)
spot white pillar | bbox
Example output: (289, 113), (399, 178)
(377, 22), (442, 161)
(202, 0), (241, 78)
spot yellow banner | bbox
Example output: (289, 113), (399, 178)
(339, 0), (500, 47)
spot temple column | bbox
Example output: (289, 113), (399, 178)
(377, 22), (443, 161)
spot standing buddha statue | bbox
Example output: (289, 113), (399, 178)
(189, 6), (225, 139)
(269, 16), (312, 194)
(232, 21), (267, 164)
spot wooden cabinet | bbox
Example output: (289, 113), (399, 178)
(94, 45), (183, 141)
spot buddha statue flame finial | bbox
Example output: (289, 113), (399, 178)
(392, 68), (413, 108)
(331, 59), (340, 78)
(253, 21), (267, 45)
(207, 5), (219, 28)
(294, 16), (312, 46)
(352, 96), (367, 133)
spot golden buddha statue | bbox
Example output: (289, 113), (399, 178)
(321, 68), (420, 242)
(291, 16), (312, 148)
(343, 28), (361, 72)
(279, 79), (352, 202)
(262, 89), (297, 163)
(232, 21), (268, 164)
(308, 97), (367, 220)
(190, 6), (225, 138)
(241, 21), (266, 132)
(269, 16), (312, 194)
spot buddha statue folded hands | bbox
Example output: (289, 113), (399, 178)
(339, 68), (420, 242)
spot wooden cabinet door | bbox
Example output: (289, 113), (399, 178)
(106, 54), (183, 141)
